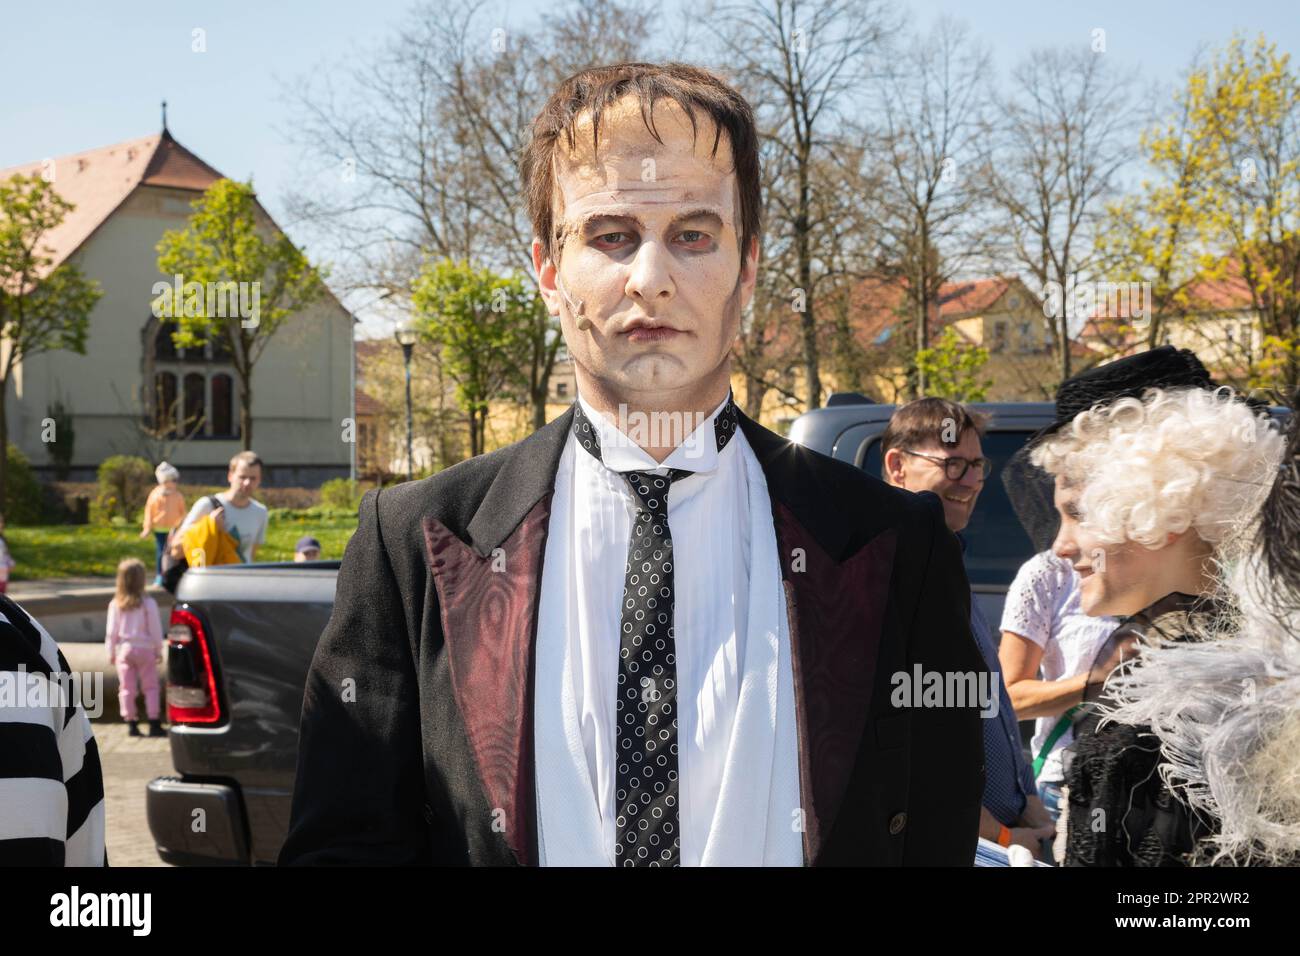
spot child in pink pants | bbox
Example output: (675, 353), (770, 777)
(106, 557), (166, 737)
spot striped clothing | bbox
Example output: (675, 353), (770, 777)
(0, 594), (107, 865)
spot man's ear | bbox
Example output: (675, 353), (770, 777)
(533, 238), (562, 316)
(883, 447), (907, 487)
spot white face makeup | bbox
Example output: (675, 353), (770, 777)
(532, 97), (757, 412)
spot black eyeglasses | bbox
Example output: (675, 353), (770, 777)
(900, 449), (991, 481)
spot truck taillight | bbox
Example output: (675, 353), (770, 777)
(167, 607), (222, 724)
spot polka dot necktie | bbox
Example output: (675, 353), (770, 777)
(570, 396), (740, 866)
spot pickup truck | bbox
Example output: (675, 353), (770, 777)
(147, 562), (338, 866)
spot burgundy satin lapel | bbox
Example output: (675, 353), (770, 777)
(423, 495), (552, 867)
(773, 499), (897, 866)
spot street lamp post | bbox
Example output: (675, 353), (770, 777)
(352, 288), (394, 487)
(395, 326), (418, 482)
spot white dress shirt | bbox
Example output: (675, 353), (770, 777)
(533, 392), (804, 866)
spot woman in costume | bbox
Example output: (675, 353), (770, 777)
(1030, 377), (1290, 865)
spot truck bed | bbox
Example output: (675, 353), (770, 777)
(149, 562), (338, 865)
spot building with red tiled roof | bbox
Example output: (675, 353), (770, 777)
(848, 274), (1090, 401)
(1, 126), (355, 485)
(1075, 268), (1265, 385)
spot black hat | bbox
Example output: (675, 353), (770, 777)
(1028, 345), (1216, 448)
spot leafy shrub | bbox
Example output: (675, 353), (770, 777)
(319, 478), (362, 511)
(4, 443), (47, 525)
(95, 455), (153, 523)
(257, 486), (319, 509)
(267, 505), (357, 523)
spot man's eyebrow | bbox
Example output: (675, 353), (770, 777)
(572, 207), (726, 235)
(574, 211), (646, 234)
(670, 208), (724, 228)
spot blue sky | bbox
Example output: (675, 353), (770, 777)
(3, 0), (1296, 334)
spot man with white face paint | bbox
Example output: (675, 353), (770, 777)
(282, 62), (986, 867)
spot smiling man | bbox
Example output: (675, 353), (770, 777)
(280, 62), (985, 867)
(882, 398), (1054, 860)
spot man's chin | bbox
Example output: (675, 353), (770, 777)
(611, 354), (708, 394)
(940, 501), (971, 533)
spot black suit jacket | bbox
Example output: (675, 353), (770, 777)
(279, 407), (987, 866)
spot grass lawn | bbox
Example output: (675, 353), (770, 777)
(6, 514), (358, 581)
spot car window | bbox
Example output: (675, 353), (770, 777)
(861, 430), (1037, 588)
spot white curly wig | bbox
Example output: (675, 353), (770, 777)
(1030, 386), (1285, 553)
(1031, 384), (1299, 864)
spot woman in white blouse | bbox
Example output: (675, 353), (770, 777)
(998, 549), (1118, 846)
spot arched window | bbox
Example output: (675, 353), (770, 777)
(154, 372), (177, 436)
(146, 316), (238, 441)
(211, 373), (234, 437)
(183, 373), (206, 437)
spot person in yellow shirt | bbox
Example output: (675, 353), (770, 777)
(140, 462), (187, 586)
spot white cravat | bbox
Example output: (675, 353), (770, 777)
(533, 394), (804, 866)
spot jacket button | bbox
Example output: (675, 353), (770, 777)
(888, 812), (907, 835)
(422, 803), (434, 824)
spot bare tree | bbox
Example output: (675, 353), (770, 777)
(860, 16), (993, 398)
(107, 381), (206, 465)
(706, 0), (900, 411)
(735, 143), (876, 414)
(987, 45), (1141, 382)
(282, 0), (673, 434)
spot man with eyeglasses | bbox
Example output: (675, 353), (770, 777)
(882, 398), (1055, 861)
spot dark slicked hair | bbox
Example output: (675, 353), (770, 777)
(520, 61), (762, 267)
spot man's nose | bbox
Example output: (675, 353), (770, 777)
(624, 241), (674, 306)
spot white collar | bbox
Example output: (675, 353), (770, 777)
(574, 391), (733, 475)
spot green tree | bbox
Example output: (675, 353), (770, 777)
(155, 178), (327, 450)
(1096, 86), (1213, 355)
(1193, 37), (1300, 393)
(0, 173), (101, 508)
(410, 260), (538, 457)
(914, 326), (992, 402)
(1101, 36), (1300, 392)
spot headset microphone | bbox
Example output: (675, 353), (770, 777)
(555, 272), (592, 331)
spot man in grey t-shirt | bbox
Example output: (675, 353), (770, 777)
(179, 451), (268, 564)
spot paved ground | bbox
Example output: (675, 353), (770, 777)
(95, 721), (174, 867)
